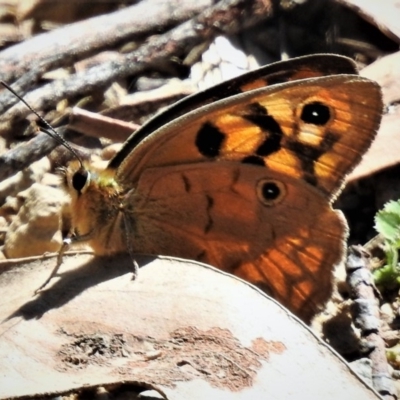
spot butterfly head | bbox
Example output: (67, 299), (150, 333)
(60, 159), (120, 199)
(60, 161), (91, 197)
(58, 159), (126, 256)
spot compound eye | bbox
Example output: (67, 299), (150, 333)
(257, 179), (286, 206)
(72, 168), (90, 193)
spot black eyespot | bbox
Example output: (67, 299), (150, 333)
(257, 179), (286, 206)
(195, 122), (225, 158)
(262, 182), (280, 200)
(72, 169), (90, 193)
(301, 102), (331, 125)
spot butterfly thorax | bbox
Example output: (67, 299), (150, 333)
(63, 161), (128, 255)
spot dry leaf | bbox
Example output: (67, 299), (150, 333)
(0, 254), (382, 399)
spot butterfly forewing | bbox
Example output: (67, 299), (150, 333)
(116, 75), (382, 199)
(109, 54), (358, 169)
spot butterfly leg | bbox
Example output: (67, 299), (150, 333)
(34, 230), (93, 294)
(122, 211), (139, 279)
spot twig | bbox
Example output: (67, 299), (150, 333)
(0, 128), (84, 181)
(68, 107), (140, 142)
(346, 245), (397, 400)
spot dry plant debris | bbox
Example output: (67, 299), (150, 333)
(0, 0), (400, 398)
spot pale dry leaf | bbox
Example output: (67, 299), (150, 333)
(348, 52), (400, 181)
(0, 254), (382, 399)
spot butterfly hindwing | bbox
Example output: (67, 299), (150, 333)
(127, 161), (346, 321)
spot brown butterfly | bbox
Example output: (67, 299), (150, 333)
(36, 54), (382, 322)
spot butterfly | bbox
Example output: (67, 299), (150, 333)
(36, 54), (383, 323)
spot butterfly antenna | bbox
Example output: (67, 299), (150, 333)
(1, 80), (84, 169)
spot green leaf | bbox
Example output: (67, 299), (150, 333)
(373, 264), (400, 288)
(373, 199), (400, 289)
(375, 200), (400, 242)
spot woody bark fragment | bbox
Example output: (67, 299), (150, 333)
(346, 245), (397, 400)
